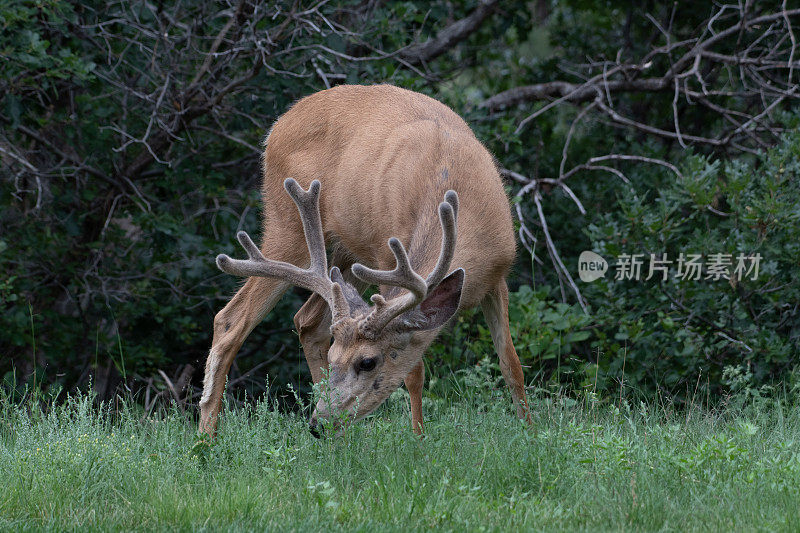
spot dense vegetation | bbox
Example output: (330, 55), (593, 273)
(2, 0), (799, 408)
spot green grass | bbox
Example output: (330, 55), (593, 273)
(2, 386), (800, 532)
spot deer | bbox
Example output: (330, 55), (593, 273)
(199, 84), (532, 438)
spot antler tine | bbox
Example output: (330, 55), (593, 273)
(283, 178), (327, 277)
(424, 190), (459, 290)
(215, 179), (350, 321)
(351, 237), (428, 338)
(352, 237), (427, 298)
(215, 231), (314, 284)
(328, 267), (352, 323)
(350, 190), (461, 338)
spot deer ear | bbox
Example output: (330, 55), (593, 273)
(398, 268), (464, 332)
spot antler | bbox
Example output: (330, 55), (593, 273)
(215, 179), (350, 322)
(352, 190), (459, 338)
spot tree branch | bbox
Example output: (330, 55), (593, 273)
(399, 0), (500, 65)
(482, 78), (671, 110)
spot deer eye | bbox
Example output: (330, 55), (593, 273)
(357, 357), (377, 372)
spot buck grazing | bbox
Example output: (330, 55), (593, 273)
(200, 84), (532, 437)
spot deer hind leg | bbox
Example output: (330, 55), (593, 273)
(480, 280), (534, 425)
(404, 361), (425, 435)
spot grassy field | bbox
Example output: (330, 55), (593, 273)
(1, 385), (799, 532)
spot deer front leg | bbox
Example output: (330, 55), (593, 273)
(199, 276), (288, 438)
(294, 293), (332, 384)
(294, 250), (365, 383)
(404, 361), (425, 435)
(480, 280), (533, 426)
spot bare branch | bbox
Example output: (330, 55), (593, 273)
(532, 192), (588, 313)
(483, 77), (670, 111)
(482, 6), (800, 152)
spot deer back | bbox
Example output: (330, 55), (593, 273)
(261, 84), (516, 310)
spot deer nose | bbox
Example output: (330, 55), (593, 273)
(309, 417), (321, 439)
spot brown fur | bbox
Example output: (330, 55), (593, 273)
(199, 84), (532, 438)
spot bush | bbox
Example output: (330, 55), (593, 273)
(432, 129), (800, 403)
(583, 130), (800, 399)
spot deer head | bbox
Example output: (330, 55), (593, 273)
(216, 179), (463, 435)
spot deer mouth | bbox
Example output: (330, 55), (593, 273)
(310, 396), (378, 436)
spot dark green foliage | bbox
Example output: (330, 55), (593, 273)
(579, 133), (800, 398)
(1, 0), (798, 405)
(435, 134), (800, 401)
